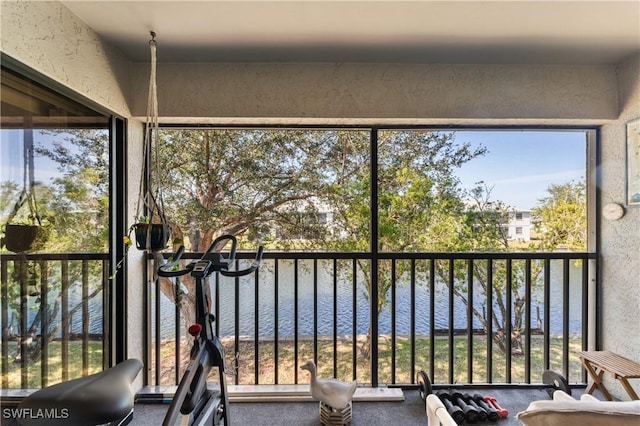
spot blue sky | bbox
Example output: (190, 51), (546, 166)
(453, 130), (587, 210)
(2, 128), (587, 212)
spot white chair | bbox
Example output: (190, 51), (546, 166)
(426, 394), (458, 426)
(516, 390), (640, 426)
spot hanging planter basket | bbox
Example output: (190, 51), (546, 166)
(131, 32), (172, 254)
(2, 128), (50, 254)
(3, 223), (49, 253)
(133, 223), (171, 251)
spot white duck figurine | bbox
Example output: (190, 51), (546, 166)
(300, 360), (357, 410)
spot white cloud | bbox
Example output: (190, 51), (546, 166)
(488, 169), (584, 186)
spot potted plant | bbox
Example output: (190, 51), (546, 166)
(3, 219), (50, 253)
(131, 216), (171, 251)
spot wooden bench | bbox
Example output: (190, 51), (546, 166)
(578, 351), (640, 400)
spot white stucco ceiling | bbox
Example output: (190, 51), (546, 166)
(61, 0), (640, 64)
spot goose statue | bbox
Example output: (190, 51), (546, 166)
(300, 360), (357, 410)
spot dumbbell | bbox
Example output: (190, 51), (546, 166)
(435, 390), (466, 425)
(450, 390), (481, 423)
(462, 393), (490, 422)
(470, 394), (500, 421)
(484, 396), (509, 418)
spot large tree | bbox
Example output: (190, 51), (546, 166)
(156, 128), (492, 361)
(156, 129), (371, 327)
(323, 130), (488, 357)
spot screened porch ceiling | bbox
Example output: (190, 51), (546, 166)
(61, 1), (639, 65)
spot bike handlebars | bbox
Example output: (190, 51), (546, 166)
(219, 246), (264, 277)
(157, 234), (263, 279)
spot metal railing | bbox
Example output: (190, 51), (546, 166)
(0, 253), (108, 389)
(146, 251), (597, 389)
(0, 250), (597, 391)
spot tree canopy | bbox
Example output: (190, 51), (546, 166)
(531, 181), (587, 251)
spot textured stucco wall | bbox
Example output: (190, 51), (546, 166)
(130, 62), (618, 123)
(599, 53), (640, 400)
(0, 0), (132, 117)
(1, 0), (146, 375)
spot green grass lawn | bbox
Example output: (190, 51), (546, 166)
(3, 341), (103, 388)
(152, 335), (584, 387)
(5, 335), (583, 389)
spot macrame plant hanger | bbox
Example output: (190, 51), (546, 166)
(2, 125), (48, 254)
(134, 31), (169, 252)
(7, 128), (40, 226)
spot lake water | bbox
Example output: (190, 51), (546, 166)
(155, 259), (585, 339)
(4, 259), (584, 340)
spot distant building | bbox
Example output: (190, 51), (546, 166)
(502, 210), (532, 241)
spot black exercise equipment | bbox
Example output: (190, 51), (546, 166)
(417, 370), (432, 402)
(16, 358), (143, 426)
(417, 368), (571, 402)
(157, 234), (263, 426)
(542, 370), (571, 397)
(470, 393), (500, 422)
(462, 393), (489, 422)
(435, 390), (465, 425)
(450, 390), (481, 423)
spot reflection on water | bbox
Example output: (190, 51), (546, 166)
(156, 259), (585, 339)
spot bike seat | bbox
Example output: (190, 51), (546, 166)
(18, 358), (143, 426)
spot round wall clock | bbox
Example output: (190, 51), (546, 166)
(602, 202), (625, 220)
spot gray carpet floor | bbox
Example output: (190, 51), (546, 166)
(130, 388), (563, 425)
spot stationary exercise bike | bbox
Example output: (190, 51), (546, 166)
(157, 234), (263, 426)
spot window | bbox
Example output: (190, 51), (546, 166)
(148, 125), (594, 387)
(156, 127), (589, 253)
(1, 66), (112, 389)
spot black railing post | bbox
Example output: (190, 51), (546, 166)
(562, 258), (570, 379)
(274, 259), (279, 384)
(1, 258), (9, 388)
(234, 264), (241, 385)
(448, 259), (455, 383)
(313, 259), (318, 366)
(254, 264), (260, 384)
(153, 275), (162, 385)
(370, 127), (379, 387)
(505, 258), (512, 383)
(429, 258), (436, 383)
(174, 274), (182, 384)
(351, 259), (357, 382)
(524, 258), (532, 384)
(332, 259), (338, 378)
(40, 259), (49, 387)
(486, 259), (493, 383)
(543, 258), (551, 371)
(19, 258), (27, 388)
(410, 258), (416, 384)
(467, 259), (473, 383)
(82, 260), (89, 376)
(390, 259), (396, 383)
(293, 258), (299, 383)
(61, 260), (69, 381)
